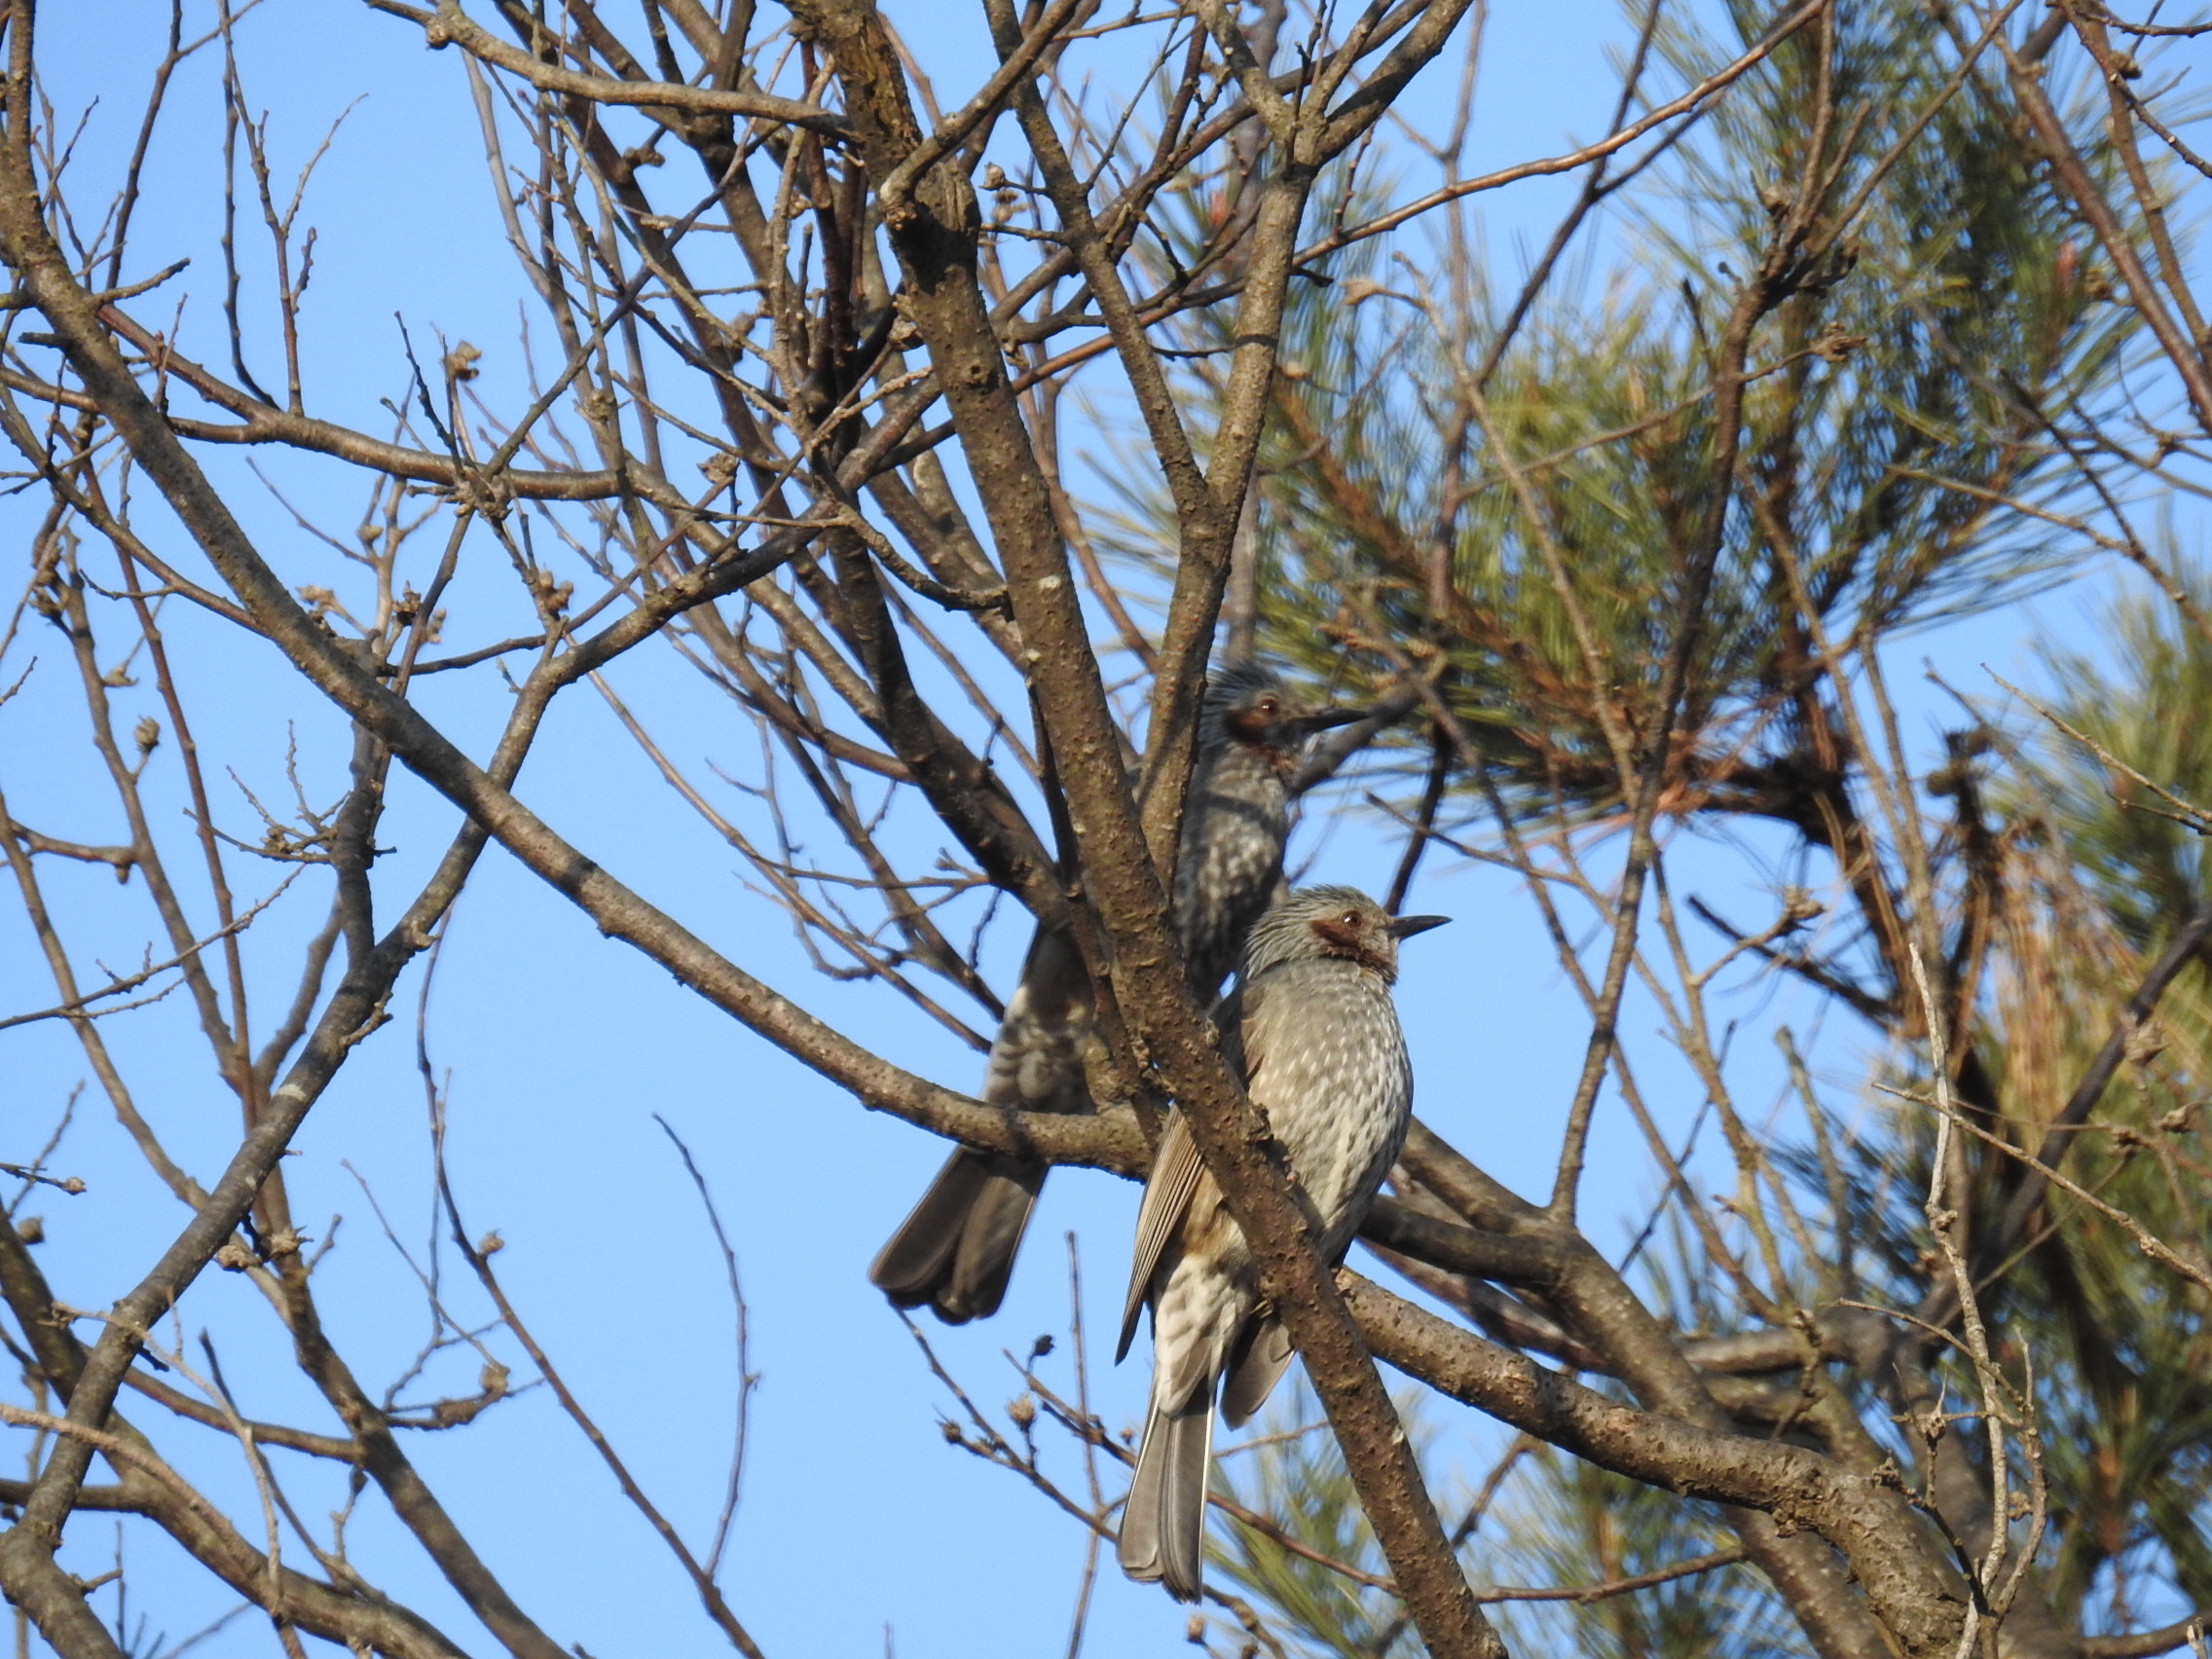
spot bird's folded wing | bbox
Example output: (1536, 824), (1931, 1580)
(1118, 1110), (1204, 1361)
(1115, 979), (1267, 1363)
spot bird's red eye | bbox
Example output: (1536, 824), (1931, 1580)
(1341, 910), (1360, 927)
(1258, 697), (1278, 716)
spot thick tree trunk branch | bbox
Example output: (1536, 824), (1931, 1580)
(1346, 1276), (1972, 1659)
(1397, 1123), (1932, 1658)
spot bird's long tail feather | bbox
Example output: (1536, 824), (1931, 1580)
(867, 1148), (1045, 1324)
(1118, 1381), (1216, 1603)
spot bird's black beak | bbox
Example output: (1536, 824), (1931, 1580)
(1388, 913), (1451, 940)
(1296, 705), (1369, 734)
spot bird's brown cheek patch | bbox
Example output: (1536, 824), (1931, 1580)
(1223, 707), (1299, 774)
(1309, 918), (1393, 976)
(1225, 707), (1285, 747)
(1225, 706), (1269, 739)
(1309, 918), (1365, 956)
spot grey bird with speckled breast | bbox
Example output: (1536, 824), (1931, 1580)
(867, 667), (1366, 1325)
(1115, 886), (1449, 1603)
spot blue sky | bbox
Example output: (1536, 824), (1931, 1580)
(0, 3), (2162, 1656)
